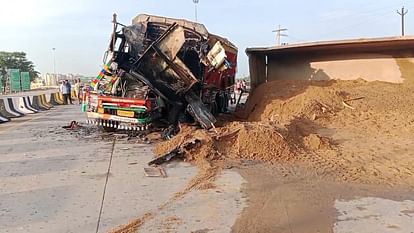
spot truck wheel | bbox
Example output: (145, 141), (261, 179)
(215, 93), (228, 113)
(209, 101), (218, 115)
(101, 126), (117, 132)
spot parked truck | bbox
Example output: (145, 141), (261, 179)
(82, 14), (237, 136)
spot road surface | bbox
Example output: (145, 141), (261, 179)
(0, 105), (245, 233)
(1, 104), (414, 233)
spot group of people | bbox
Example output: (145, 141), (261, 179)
(235, 79), (247, 94)
(230, 79), (248, 104)
(59, 79), (83, 105)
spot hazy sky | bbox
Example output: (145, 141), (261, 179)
(0, 0), (412, 77)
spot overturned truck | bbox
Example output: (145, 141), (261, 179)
(83, 14), (237, 135)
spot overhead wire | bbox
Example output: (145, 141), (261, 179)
(316, 3), (408, 39)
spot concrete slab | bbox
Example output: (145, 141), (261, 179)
(140, 170), (247, 232)
(0, 105), (198, 233)
(334, 197), (414, 233)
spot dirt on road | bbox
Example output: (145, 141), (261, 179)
(111, 76), (414, 232)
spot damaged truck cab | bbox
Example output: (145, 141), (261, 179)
(83, 14), (237, 133)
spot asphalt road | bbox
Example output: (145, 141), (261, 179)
(0, 105), (245, 233)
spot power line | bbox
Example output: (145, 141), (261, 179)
(316, 2), (407, 38)
(272, 25), (288, 46)
(318, 8), (397, 39)
(397, 6), (408, 36)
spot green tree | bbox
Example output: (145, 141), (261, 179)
(0, 51), (39, 82)
(0, 67), (6, 89)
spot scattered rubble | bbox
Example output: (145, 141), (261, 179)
(143, 166), (167, 178)
(62, 120), (81, 130)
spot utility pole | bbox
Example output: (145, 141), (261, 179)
(193, 0), (199, 22)
(397, 6), (408, 36)
(272, 25), (288, 46)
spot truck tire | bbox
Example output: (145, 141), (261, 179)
(101, 126), (117, 132)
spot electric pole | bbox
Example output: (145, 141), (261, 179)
(193, 0), (199, 22)
(397, 6), (408, 36)
(272, 25), (288, 46)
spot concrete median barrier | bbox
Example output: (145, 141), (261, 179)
(12, 97), (36, 114)
(49, 93), (61, 105)
(0, 98), (18, 119)
(5, 98), (24, 117)
(71, 90), (77, 101)
(0, 91), (67, 122)
(0, 114), (10, 123)
(32, 95), (50, 111)
(40, 94), (53, 108)
(24, 96), (39, 113)
(57, 92), (64, 103)
(45, 93), (55, 106)
(28, 96), (40, 111)
(56, 92), (64, 105)
(42, 95), (51, 109)
(0, 99), (13, 122)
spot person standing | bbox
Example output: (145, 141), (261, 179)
(241, 79), (247, 92)
(234, 80), (243, 103)
(65, 80), (73, 104)
(60, 80), (69, 105)
(74, 79), (82, 105)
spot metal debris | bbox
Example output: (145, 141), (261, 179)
(144, 166), (167, 178)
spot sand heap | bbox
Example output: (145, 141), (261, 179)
(155, 122), (296, 164)
(244, 79), (353, 123)
(153, 121), (300, 191)
(243, 78), (414, 126)
(154, 78), (414, 187)
(153, 80), (351, 172)
(154, 80), (353, 166)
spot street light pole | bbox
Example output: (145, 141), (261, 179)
(193, 0), (199, 22)
(52, 48), (56, 85)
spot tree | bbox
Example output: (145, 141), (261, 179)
(0, 51), (39, 82)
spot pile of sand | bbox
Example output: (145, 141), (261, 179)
(155, 122), (295, 164)
(153, 122), (298, 190)
(243, 79), (348, 123)
(244, 79), (414, 126)
(154, 78), (414, 187)
(241, 78), (414, 186)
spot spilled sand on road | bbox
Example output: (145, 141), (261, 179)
(110, 76), (414, 232)
(154, 78), (414, 188)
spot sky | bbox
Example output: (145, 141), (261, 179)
(0, 0), (412, 78)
